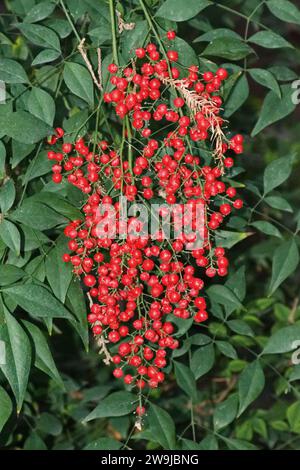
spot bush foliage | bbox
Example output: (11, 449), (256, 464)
(0, 0), (300, 451)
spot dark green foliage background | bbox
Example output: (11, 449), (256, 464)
(0, 0), (300, 450)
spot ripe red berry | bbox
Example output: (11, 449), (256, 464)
(216, 68), (228, 80)
(167, 50), (178, 62)
(108, 63), (118, 73)
(167, 30), (176, 40)
(233, 199), (243, 209)
(135, 47), (146, 58)
(62, 143), (72, 153)
(174, 97), (185, 108)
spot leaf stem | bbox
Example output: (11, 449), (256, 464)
(59, 0), (81, 43)
(109, 0), (119, 66)
(139, 0), (165, 52)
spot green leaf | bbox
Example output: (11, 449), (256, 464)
(0, 265), (25, 286)
(36, 412), (62, 436)
(22, 320), (63, 386)
(7, 0), (35, 15)
(172, 36), (198, 71)
(237, 423), (255, 441)
(190, 333), (212, 346)
(191, 343), (215, 379)
(238, 360), (265, 416)
(265, 196), (293, 212)
(22, 151), (52, 185)
(0, 141), (6, 180)
(267, 0), (300, 25)
(84, 438), (122, 450)
(216, 341), (238, 359)
(0, 58), (28, 83)
(25, 255), (46, 283)
(224, 73), (249, 117)
(147, 403), (176, 450)
(24, 432), (47, 450)
(263, 155), (293, 195)
(262, 324), (300, 354)
(45, 235), (72, 303)
(65, 278), (88, 350)
(250, 221), (282, 238)
(0, 309), (31, 410)
(28, 87), (55, 126)
(270, 420), (289, 431)
(32, 192), (82, 220)
(11, 140), (34, 169)
(19, 224), (49, 252)
(0, 219), (21, 254)
(174, 361), (197, 401)
(0, 179), (16, 213)
(252, 417), (268, 439)
(88, 23), (111, 47)
(62, 109), (89, 142)
(24, 0), (56, 23)
(194, 28), (241, 43)
(83, 391), (136, 422)
(207, 285), (244, 311)
(268, 65), (297, 82)
(63, 62), (94, 106)
(156, 0), (211, 22)
(17, 23), (61, 52)
(197, 435), (219, 450)
(0, 386), (13, 432)
(249, 68), (281, 98)
(4, 283), (73, 319)
(32, 49), (60, 66)
(287, 402), (300, 433)
(215, 230), (251, 249)
(227, 319), (254, 337)
(249, 31), (293, 49)
(220, 436), (258, 450)
(213, 393), (238, 431)
(202, 38), (253, 60)
(252, 85), (296, 136)
(12, 200), (67, 230)
(225, 266), (246, 303)
(268, 238), (299, 295)
(45, 19), (72, 38)
(181, 439), (207, 450)
(4, 111), (53, 144)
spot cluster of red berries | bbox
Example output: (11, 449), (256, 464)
(47, 32), (245, 417)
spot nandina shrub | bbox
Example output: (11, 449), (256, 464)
(0, 0), (300, 451)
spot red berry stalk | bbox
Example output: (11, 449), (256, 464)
(47, 31), (244, 421)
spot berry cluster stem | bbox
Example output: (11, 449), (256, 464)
(109, 0), (119, 66)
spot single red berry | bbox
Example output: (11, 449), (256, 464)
(216, 68), (228, 80)
(167, 30), (176, 40)
(108, 63), (118, 73)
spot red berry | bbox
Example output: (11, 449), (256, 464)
(174, 97), (185, 108)
(216, 68), (228, 80)
(167, 31), (176, 40)
(108, 63), (118, 73)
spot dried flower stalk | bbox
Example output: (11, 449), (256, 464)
(87, 293), (113, 365)
(78, 38), (103, 91)
(116, 10), (135, 34)
(158, 75), (228, 169)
